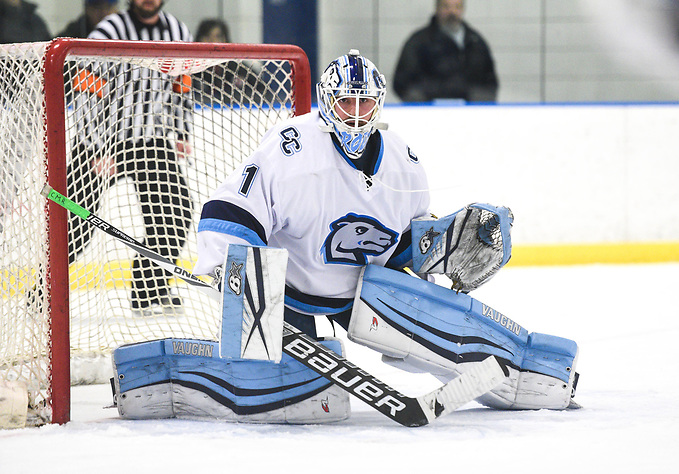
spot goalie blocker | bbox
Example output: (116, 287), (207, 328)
(349, 265), (579, 410)
(218, 244), (287, 362)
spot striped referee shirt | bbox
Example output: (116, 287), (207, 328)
(75, 9), (193, 149)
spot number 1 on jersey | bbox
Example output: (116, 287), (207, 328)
(239, 164), (259, 196)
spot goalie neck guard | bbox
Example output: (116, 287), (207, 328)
(316, 49), (386, 159)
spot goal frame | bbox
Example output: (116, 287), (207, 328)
(41, 38), (311, 424)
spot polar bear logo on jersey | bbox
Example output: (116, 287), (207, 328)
(322, 213), (398, 265)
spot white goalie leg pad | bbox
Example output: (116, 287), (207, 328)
(0, 380), (28, 429)
(472, 348), (580, 410)
(220, 244), (288, 362)
(348, 265), (579, 410)
(113, 337), (350, 424)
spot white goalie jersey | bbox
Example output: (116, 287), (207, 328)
(195, 112), (430, 315)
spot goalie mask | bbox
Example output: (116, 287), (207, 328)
(317, 49), (386, 159)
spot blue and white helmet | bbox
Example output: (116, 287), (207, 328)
(317, 50), (387, 159)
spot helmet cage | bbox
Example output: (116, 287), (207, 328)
(317, 51), (386, 159)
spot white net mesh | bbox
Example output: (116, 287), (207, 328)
(0, 40), (306, 425)
(0, 42), (51, 426)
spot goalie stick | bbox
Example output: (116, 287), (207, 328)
(42, 184), (504, 427)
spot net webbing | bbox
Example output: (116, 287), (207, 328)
(1, 40), (299, 425)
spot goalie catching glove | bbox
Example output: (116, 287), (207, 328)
(412, 203), (513, 292)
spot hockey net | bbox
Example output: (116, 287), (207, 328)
(0, 39), (311, 426)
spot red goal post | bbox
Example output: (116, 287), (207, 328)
(0, 39), (311, 426)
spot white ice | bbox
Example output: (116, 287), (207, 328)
(1, 263), (678, 473)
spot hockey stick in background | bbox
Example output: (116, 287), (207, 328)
(42, 184), (504, 427)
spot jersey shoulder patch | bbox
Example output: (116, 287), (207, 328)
(259, 113), (318, 159)
(380, 130), (420, 165)
(279, 126), (302, 156)
(407, 146), (419, 163)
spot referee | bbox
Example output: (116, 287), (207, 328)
(68, 0), (194, 316)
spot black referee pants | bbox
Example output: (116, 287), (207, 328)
(68, 138), (193, 307)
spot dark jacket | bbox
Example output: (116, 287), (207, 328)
(0, 0), (51, 43)
(56, 14), (94, 39)
(393, 16), (498, 102)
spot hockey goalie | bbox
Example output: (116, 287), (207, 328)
(112, 50), (579, 424)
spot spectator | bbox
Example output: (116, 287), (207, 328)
(56, 0), (119, 39)
(195, 18), (230, 44)
(393, 0), (498, 103)
(193, 18), (234, 106)
(0, 0), (50, 43)
(193, 18), (271, 107)
(68, 0), (193, 316)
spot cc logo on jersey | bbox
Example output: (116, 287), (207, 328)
(279, 126), (302, 156)
(322, 213), (398, 265)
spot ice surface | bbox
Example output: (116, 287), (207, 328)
(1, 263), (677, 473)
